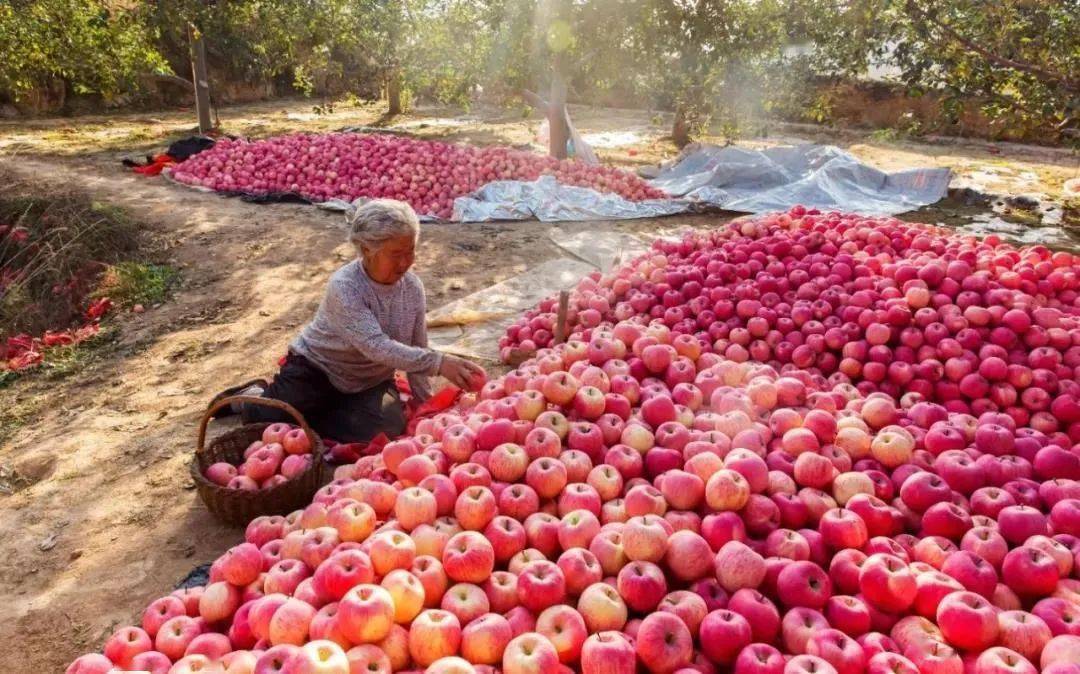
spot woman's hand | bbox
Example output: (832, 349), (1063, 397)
(439, 355), (487, 391)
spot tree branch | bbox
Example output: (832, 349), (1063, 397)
(520, 89), (548, 110)
(142, 73), (194, 91)
(903, 2), (1078, 92)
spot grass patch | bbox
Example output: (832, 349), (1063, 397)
(0, 398), (32, 445)
(93, 262), (178, 309)
(0, 369), (44, 443)
(868, 127), (901, 143)
(1064, 197), (1080, 229)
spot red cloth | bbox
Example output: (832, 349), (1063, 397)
(327, 433), (389, 464)
(132, 154), (176, 176)
(405, 385), (462, 435)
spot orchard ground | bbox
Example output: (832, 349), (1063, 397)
(0, 99), (1076, 673)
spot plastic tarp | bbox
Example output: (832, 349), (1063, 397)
(451, 144), (950, 222)
(451, 176), (695, 222)
(165, 143), (951, 223)
(426, 257), (595, 361)
(648, 144), (952, 216)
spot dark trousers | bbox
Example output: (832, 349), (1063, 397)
(241, 352), (405, 443)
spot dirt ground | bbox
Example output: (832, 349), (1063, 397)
(0, 100), (1077, 673)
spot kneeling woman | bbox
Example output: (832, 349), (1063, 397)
(237, 199), (484, 442)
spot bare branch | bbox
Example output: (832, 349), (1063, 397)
(142, 73), (194, 91)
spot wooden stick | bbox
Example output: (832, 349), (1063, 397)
(188, 23), (213, 133)
(554, 290), (570, 344)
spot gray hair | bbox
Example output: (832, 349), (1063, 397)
(348, 199), (420, 254)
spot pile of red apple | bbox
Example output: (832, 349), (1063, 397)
(500, 207), (1080, 435)
(203, 424), (315, 491)
(170, 133), (667, 219)
(70, 306), (1080, 674)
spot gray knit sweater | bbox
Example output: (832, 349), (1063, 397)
(290, 260), (441, 400)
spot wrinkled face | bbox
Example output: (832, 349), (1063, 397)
(362, 234), (416, 284)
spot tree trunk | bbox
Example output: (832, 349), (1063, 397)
(672, 104), (691, 148)
(188, 23), (213, 134)
(548, 54), (570, 159)
(387, 69), (402, 115)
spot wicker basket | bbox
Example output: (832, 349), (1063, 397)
(190, 395), (326, 526)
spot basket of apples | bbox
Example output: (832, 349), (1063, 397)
(190, 395), (327, 525)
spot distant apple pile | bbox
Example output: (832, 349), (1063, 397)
(170, 133), (667, 219)
(203, 424), (315, 491)
(69, 310), (1080, 674)
(500, 208), (1080, 436)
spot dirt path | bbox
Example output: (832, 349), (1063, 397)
(0, 153), (720, 673)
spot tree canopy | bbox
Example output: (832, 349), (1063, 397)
(0, 0), (1075, 143)
(802, 0), (1079, 139)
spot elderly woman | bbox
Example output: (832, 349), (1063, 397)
(229, 199), (485, 442)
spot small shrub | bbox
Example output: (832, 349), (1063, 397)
(93, 262), (177, 308)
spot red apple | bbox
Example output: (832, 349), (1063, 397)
(441, 582), (490, 625)
(502, 632), (560, 674)
(636, 612), (693, 674)
(781, 607), (829, 654)
(557, 548), (603, 596)
(536, 605), (588, 663)
(483, 570), (519, 614)
(368, 531), (417, 577)
(337, 584), (395, 645)
(936, 590), (999, 651)
(408, 609), (462, 666)
(973, 647), (1037, 674)
(577, 582), (628, 632)
(313, 550), (374, 602)
(443, 531), (495, 584)
(1002, 545), (1061, 599)
(103, 626), (152, 668)
(581, 631), (636, 674)
(825, 595), (872, 637)
(461, 613), (513, 666)
(715, 541), (766, 594)
(997, 610), (1053, 663)
(616, 560), (667, 613)
(699, 609), (753, 666)
(517, 560), (567, 613)
(859, 553), (917, 613)
(866, 652), (919, 674)
(806, 628), (866, 674)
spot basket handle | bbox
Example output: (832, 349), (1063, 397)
(198, 395), (319, 452)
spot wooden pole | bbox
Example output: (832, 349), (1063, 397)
(188, 23), (213, 134)
(554, 290), (570, 344)
(548, 54), (570, 159)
